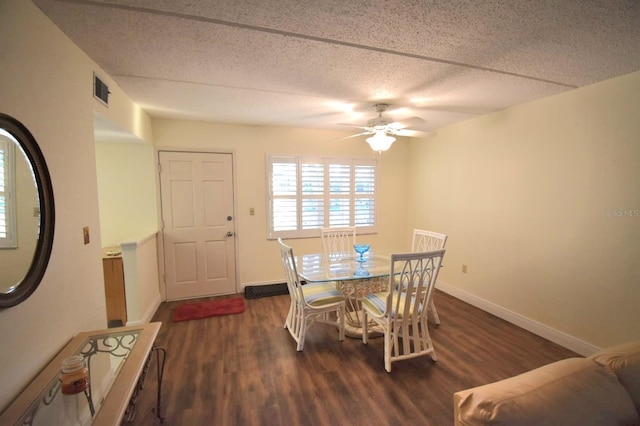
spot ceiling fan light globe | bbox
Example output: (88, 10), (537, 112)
(366, 132), (396, 152)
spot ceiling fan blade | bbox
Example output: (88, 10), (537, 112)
(388, 116), (426, 130)
(395, 129), (435, 138)
(331, 131), (371, 142)
(337, 122), (371, 130)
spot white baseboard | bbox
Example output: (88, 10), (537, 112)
(436, 280), (601, 357)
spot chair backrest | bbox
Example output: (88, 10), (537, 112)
(411, 229), (448, 252)
(321, 227), (356, 257)
(387, 250), (446, 319)
(278, 238), (304, 301)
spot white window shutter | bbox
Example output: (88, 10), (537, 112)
(270, 158), (298, 233)
(354, 164), (376, 227)
(301, 162), (324, 230)
(267, 155), (377, 239)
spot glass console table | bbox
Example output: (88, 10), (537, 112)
(0, 322), (166, 425)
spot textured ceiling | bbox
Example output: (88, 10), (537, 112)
(34, 0), (640, 138)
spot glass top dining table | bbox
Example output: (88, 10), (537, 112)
(295, 251), (392, 283)
(295, 251), (391, 337)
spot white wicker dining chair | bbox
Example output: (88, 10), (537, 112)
(321, 227), (356, 258)
(411, 229), (448, 325)
(278, 238), (345, 351)
(362, 249), (445, 372)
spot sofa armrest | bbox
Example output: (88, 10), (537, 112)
(592, 340), (640, 416)
(453, 357), (639, 426)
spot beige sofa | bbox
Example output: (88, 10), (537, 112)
(453, 340), (640, 425)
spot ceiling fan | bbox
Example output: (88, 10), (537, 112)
(340, 103), (426, 152)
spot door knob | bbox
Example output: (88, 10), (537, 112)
(226, 231), (234, 237)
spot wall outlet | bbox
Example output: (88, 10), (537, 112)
(462, 264), (467, 273)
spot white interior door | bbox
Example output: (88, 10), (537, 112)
(159, 151), (236, 300)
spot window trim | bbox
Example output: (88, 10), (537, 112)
(266, 154), (378, 240)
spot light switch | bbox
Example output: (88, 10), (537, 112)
(83, 226), (90, 245)
(249, 207), (255, 216)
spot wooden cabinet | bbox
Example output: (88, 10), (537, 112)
(102, 247), (127, 326)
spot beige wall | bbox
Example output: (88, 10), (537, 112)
(121, 233), (161, 324)
(152, 120), (412, 287)
(95, 139), (161, 326)
(95, 141), (158, 247)
(408, 71), (640, 350)
(0, 0), (151, 410)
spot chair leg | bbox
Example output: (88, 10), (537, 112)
(384, 328), (392, 373)
(428, 300), (441, 325)
(420, 317), (438, 362)
(362, 310), (369, 344)
(338, 305), (345, 341)
(428, 326), (438, 361)
(296, 318), (306, 352)
(285, 302), (294, 329)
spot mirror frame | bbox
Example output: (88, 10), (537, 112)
(0, 113), (55, 308)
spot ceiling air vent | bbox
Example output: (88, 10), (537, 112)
(93, 72), (110, 106)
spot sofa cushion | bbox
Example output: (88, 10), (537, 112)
(454, 357), (639, 426)
(592, 340), (640, 415)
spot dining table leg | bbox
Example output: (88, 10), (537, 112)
(335, 277), (387, 338)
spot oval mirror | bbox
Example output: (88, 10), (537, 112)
(0, 113), (55, 308)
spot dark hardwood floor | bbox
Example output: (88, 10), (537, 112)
(130, 290), (578, 425)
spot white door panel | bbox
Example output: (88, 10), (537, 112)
(160, 151), (236, 300)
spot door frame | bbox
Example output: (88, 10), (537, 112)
(154, 147), (240, 301)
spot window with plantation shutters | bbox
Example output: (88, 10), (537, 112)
(0, 133), (17, 248)
(267, 155), (377, 239)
